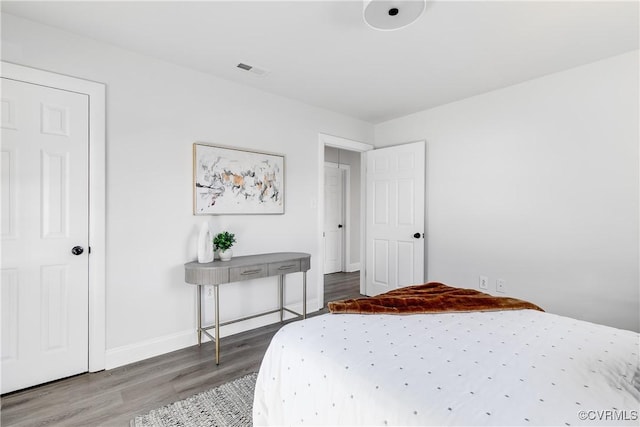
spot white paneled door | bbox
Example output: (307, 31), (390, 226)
(365, 141), (425, 296)
(324, 164), (344, 274)
(1, 78), (90, 393)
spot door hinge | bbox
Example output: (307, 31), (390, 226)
(88, 246), (91, 254)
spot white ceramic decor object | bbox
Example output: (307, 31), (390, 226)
(197, 222), (214, 263)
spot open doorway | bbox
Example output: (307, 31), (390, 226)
(317, 134), (427, 310)
(323, 147), (361, 274)
(317, 134), (374, 309)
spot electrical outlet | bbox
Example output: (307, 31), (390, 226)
(496, 279), (506, 293)
(206, 286), (214, 298)
(479, 276), (489, 290)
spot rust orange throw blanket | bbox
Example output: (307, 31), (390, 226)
(328, 282), (543, 315)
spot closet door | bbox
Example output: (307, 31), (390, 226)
(1, 77), (90, 393)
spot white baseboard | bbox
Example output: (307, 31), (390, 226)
(346, 262), (360, 273)
(105, 298), (320, 370)
(105, 329), (195, 370)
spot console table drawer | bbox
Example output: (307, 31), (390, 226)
(229, 264), (268, 282)
(269, 260), (301, 275)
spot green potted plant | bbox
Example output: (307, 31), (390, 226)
(213, 231), (236, 261)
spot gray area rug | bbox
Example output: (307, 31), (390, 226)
(131, 372), (257, 427)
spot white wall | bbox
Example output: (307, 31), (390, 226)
(324, 146), (361, 270)
(375, 51), (639, 332)
(3, 13), (637, 374)
(1, 13), (374, 367)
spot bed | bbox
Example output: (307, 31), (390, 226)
(253, 284), (640, 426)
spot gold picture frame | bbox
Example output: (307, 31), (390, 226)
(193, 142), (285, 215)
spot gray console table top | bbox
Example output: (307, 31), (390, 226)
(185, 252), (311, 272)
(185, 252), (311, 286)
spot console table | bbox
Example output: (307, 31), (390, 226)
(184, 252), (311, 364)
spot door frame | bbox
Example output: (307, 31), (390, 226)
(317, 133), (373, 308)
(323, 161), (350, 274)
(2, 61), (106, 372)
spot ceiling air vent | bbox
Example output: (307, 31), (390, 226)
(236, 63), (270, 77)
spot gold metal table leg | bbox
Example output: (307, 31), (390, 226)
(214, 284), (220, 365)
(303, 271), (307, 319)
(279, 275), (284, 322)
(197, 285), (202, 345)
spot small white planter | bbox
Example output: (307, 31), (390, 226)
(218, 249), (233, 261)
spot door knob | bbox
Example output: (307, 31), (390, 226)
(413, 233), (422, 239)
(338, 224), (343, 228)
(71, 246), (84, 255)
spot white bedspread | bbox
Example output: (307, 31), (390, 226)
(253, 309), (639, 426)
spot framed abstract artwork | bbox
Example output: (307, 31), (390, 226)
(193, 143), (285, 215)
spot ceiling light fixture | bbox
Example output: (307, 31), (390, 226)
(363, 0), (427, 31)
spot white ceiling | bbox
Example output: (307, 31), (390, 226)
(3, 1), (638, 123)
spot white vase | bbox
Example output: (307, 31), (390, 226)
(218, 249), (233, 261)
(197, 222), (214, 263)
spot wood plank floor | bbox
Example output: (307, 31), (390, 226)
(1, 272), (362, 427)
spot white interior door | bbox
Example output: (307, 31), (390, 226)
(1, 78), (90, 393)
(365, 141), (425, 296)
(324, 164), (344, 274)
